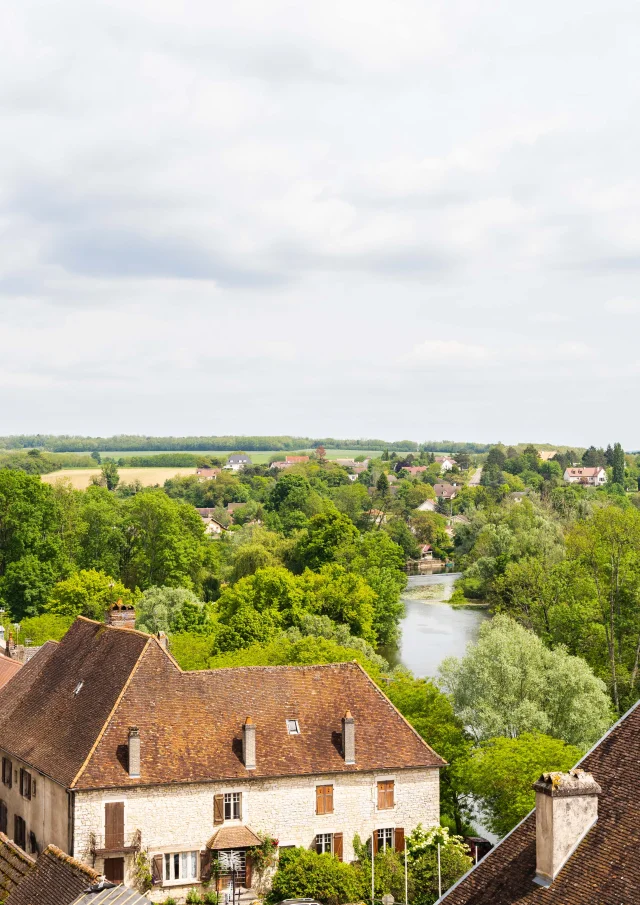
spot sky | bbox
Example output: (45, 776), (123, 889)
(2, 0), (640, 447)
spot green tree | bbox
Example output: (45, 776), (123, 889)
(100, 462), (120, 490)
(135, 586), (211, 634)
(406, 825), (473, 905)
(292, 508), (358, 572)
(439, 615), (613, 749)
(1, 555), (58, 620)
(267, 848), (363, 905)
(612, 442), (625, 486)
(461, 733), (581, 836)
(0, 470), (64, 579)
(46, 569), (135, 620)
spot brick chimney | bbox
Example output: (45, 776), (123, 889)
(533, 769), (601, 887)
(106, 600), (136, 630)
(243, 717), (256, 770)
(128, 727), (141, 778)
(342, 710), (355, 765)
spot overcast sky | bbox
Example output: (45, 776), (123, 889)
(2, 1), (640, 447)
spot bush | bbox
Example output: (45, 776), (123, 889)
(267, 848), (363, 905)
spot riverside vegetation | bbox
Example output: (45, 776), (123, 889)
(0, 440), (636, 903)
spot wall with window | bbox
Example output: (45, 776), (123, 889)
(0, 747), (70, 856)
(73, 766), (439, 899)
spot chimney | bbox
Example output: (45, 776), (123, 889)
(243, 718), (256, 771)
(106, 600), (136, 630)
(128, 727), (141, 778)
(157, 631), (168, 649)
(342, 710), (355, 765)
(533, 769), (601, 887)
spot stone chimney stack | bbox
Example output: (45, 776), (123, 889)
(157, 631), (168, 649)
(106, 600), (136, 630)
(342, 710), (355, 765)
(533, 769), (601, 887)
(243, 718), (256, 771)
(128, 727), (141, 778)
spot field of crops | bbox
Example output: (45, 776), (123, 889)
(41, 467), (196, 490)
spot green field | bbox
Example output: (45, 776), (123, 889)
(55, 448), (384, 464)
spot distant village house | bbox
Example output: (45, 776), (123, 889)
(225, 454), (252, 472)
(563, 466), (607, 486)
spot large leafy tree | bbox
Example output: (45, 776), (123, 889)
(135, 585), (211, 634)
(45, 569), (135, 620)
(0, 470), (64, 578)
(439, 615), (613, 749)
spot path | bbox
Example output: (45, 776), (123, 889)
(468, 467), (483, 486)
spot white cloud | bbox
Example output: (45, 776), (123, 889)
(403, 340), (490, 367)
(605, 297), (640, 313)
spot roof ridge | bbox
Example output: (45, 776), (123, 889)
(352, 661), (447, 767)
(183, 661), (359, 676)
(70, 637), (153, 789)
(0, 831), (36, 865)
(43, 844), (100, 878)
(75, 615), (152, 640)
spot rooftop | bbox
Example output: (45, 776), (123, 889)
(5, 844), (99, 905)
(0, 832), (35, 901)
(0, 654), (22, 691)
(0, 619), (444, 792)
(440, 699), (640, 905)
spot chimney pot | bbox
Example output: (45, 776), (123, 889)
(342, 711), (355, 765)
(128, 727), (141, 778)
(106, 601), (136, 630)
(533, 768), (601, 886)
(243, 718), (256, 770)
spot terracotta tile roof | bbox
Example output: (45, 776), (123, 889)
(0, 832), (35, 901)
(5, 844), (99, 905)
(434, 483), (457, 498)
(0, 621), (149, 787)
(440, 700), (640, 905)
(0, 655), (22, 691)
(73, 628), (444, 789)
(207, 826), (262, 850)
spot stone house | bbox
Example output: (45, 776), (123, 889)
(0, 616), (444, 902)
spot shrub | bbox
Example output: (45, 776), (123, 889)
(267, 848), (363, 905)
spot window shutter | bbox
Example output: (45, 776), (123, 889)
(152, 854), (163, 885)
(388, 781), (395, 808)
(200, 849), (212, 882)
(394, 828), (405, 854)
(316, 786), (324, 815)
(0, 800), (7, 835)
(214, 794), (224, 825)
(105, 802), (125, 849)
(377, 782), (385, 810)
(372, 831), (379, 855)
(327, 785), (334, 813)
(333, 833), (343, 862)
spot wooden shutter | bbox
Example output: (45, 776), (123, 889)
(3, 759), (12, 789)
(387, 781), (395, 808)
(377, 780), (394, 809)
(245, 854), (252, 889)
(316, 786), (324, 815)
(333, 833), (343, 862)
(104, 857), (124, 885)
(200, 849), (212, 882)
(0, 800), (7, 835)
(104, 802), (125, 849)
(214, 794), (224, 825)
(152, 854), (163, 885)
(377, 782), (385, 809)
(394, 828), (405, 854)
(326, 785), (334, 813)
(372, 831), (379, 855)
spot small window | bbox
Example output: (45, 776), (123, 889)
(377, 780), (395, 810)
(163, 850), (198, 883)
(20, 769), (31, 801)
(224, 792), (242, 821)
(377, 827), (394, 851)
(1, 758), (11, 788)
(14, 815), (26, 851)
(315, 833), (333, 854)
(286, 719), (300, 735)
(0, 800), (7, 835)
(28, 830), (39, 855)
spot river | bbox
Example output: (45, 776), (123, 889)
(386, 573), (490, 679)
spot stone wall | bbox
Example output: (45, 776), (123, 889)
(74, 767), (439, 901)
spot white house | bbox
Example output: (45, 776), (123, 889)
(0, 614), (444, 902)
(225, 454), (252, 472)
(435, 456), (457, 473)
(563, 466), (607, 486)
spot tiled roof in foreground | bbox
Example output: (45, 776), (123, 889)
(0, 655), (22, 692)
(5, 844), (99, 905)
(440, 699), (640, 905)
(0, 615), (444, 790)
(0, 832), (35, 901)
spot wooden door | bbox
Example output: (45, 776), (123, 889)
(104, 857), (124, 884)
(104, 802), (125, 849)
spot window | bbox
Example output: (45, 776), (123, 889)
(28, 831), (39, 855)
(315, 833), (333, 854)
(377, 780), (395, 810)
(316, 784), (334, 815)
(14, 815), (26, 851)
(0, 800), (7, 835)
(224, 792), (242, 821)
(20, 769), (31, 800)
(377, 828), (394, 852)
(1, 758), (11, 788)
(286, 719), (300, 735)
(163, 851), (198, 883)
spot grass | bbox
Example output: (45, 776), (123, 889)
(41, 467), (197, 490)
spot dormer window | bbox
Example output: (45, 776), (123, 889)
(286, 719), (300, 735)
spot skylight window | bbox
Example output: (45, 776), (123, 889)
(286, 719), (300, 735)
(73, 681), (84, 696)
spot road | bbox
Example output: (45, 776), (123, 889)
(468, 467), (483, 486)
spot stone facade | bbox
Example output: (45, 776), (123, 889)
(74, 767), (440, 901)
